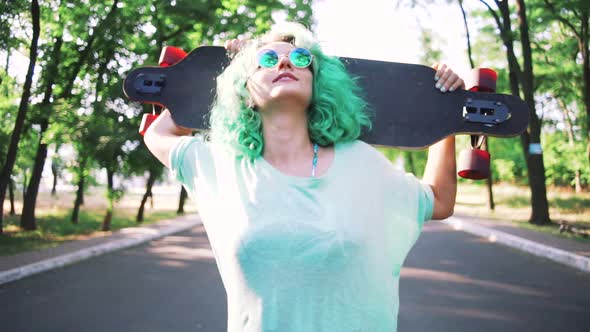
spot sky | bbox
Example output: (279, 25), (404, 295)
(311, 0), (473, 78)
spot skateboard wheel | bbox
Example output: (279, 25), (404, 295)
(139, 113), (159, 136)
(466, 68), (497, 93)
(159, 46), (187, 67)
(458, 148), (490, 180)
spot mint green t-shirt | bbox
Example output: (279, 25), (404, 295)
(169, 137), (434, 332)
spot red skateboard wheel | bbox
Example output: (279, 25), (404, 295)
(139, 113), (159, 136)
(159, 46), (187, 67)
(461, 67), (496, 179)
(466, 68), (497, 93)
(458, 148), (490, 180)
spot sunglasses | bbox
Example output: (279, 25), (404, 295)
(256, 47), (314, 69)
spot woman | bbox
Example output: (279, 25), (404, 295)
(144, 22), (463, 332)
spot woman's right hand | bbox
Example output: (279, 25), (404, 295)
(224, 38), (248, 54)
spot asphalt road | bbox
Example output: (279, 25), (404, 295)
(1, 221), (589, 332)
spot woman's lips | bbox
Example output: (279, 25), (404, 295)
(273, 72), (298, 83)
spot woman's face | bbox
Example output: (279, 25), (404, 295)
(246, 41), (313, 112)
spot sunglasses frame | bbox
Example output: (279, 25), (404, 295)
(256, 47), (314, 69)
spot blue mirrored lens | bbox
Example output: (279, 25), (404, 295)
(258, 50), (279, 68)
(256, 48), (313, 68)
(290, 48), (312, 68)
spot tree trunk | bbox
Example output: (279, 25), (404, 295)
(51, 164), (58, 196)
(581, 10), (590, 167)
(20, 34), (64, 231)
(558, 97), (582, 192)
(462, 0), (494, 209)
(0, 0), (40, 234)
(404, 152), (416, 175)
(102, 210), (113, 232)
(71, 159), (86, 224)
(22, 173), (27, 198)
(177, 186), (187, 215)
(137, 171), (157, 223)
(515, 0), (550, 225)
(51, 145), (61, 196)
(459, 0), (475, 69)
(4, 46), (9, 72)
(484, 139), (495, 210)
(80, 178), (85, 206)
(20, 119), (49, 231)
(102, 168), (115, 232)
(487, 0), (550, 225)
(8, 178), (15, 216)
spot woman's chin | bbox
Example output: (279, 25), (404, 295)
(258, 94), (311, 111)
(269, 85), (311, 99)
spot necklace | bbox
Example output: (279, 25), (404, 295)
(311, 143), (319, 177)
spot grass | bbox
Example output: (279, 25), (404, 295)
(1, 187), (197, 256)
(455, 182), (590, 243)
(2, 183), (588, 256)
(0, 209), (180, 256)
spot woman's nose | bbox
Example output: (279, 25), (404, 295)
(277, 54), (292, 69)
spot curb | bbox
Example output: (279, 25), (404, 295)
(3, 214), (588, 286)
(0, 215), (202, 286)
(442, 216), (590, 273)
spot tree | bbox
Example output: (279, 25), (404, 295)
(124, 144), (165, 223)
(20, 0), (121, 230)
(542, 0), (589, 166)
(0, 0), (40, 233)
(177, 186), (188, 215)
(3, 0), (316, 234)
(478, 0), (550, 224)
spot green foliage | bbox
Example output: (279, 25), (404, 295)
(376, 146), (428, 177)
(419, 28), (443, 65)
(492, 158), (518, 183)
(0, 69), (20, 166)
(0, 0), (28, 51)
(0, 68), (40, 188)
(543, 132), (589, 187)
(488, 136), (527, 184)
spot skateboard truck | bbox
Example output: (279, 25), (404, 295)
(463, 98), (510, 126)
(458, 68), (497, 180)
(134, 73), (166, 95)
(138, 46), (188, 136)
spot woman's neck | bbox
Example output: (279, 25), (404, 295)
(260, 106), (313, 168)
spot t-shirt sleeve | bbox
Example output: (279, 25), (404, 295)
(406, 173), (435, 229)
(168, 135), (204, 194)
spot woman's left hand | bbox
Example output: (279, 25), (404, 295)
(432, 63), (465, 93)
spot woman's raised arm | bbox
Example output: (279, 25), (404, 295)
(143, 109), (193, 168)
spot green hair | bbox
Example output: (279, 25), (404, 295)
(208, 22), (372, 159)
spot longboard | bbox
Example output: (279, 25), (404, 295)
(123, 46), (528, 149)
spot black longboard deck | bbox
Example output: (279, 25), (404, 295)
(124, 46), (528, 149)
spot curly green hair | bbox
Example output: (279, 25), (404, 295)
(208, 22), (372, 159)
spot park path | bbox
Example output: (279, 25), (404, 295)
(1, 219), (589, 331)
